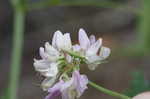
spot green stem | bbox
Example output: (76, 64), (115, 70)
(89, 81), (131, 99)
(8, 2), (25, 99)
(63, 50), (85, 59)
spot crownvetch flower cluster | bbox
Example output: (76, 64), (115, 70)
(33, 28), (110, 99)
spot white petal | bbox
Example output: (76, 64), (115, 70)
(86, 38), (102, 56)
(45, 42), (58, 54)
(33, 59), (50, 72)
(86, 55), (103, 70)
(89, 35), (96, 45)
(55, 31), (64, 50)
(78, 28), (90, 50)
(45, 42), (60, 61)
(99, 46), (111, 59)
(63, 33), (72, 50)
(86, 55), (102, 64)
(66, 54), (72, 63)
(52, 30), (62, 47)
(72, 44), (81, 52)
(39, 47), (48, 59)
(87, 64), (98, 70)
(42, 62), (58, 77)
(41, 77), (57, 91)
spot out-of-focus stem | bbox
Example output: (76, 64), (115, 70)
(137, 0), (150, 54)
(27, 0), (139, 15)
(89, 81), (131, 99)
(8, 1), (25, 99)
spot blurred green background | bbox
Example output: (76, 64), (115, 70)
(0, 0), (150, 99)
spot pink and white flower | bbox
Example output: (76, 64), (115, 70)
(73, 28), (111, 70)
(45, 70), (88, 99)
(34, 30), (73, 89)
(52, 30), (72, 51)
(33, 42), (60, 77)
(33, 28), (111, 99)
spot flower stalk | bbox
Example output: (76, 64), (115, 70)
(89, 81), (131, 99)
(8, 0), (26, 99)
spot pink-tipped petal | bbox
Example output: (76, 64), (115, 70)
(62, 90), (70, 99)
(72, 70), (88, 97)
(48, 80), (64, 93)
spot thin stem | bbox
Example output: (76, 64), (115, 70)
(8, 3), (25, 99)
(89, 81), (131, 99)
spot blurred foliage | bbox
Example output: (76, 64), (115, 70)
(125, 71), (150, 97)
(0, 88), (8, 99)
(137, 0), (150, 53)
(62, 0), (126, 3)
(28, 0), (123, 10)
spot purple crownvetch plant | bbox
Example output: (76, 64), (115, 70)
(33, 28), (131, 99)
